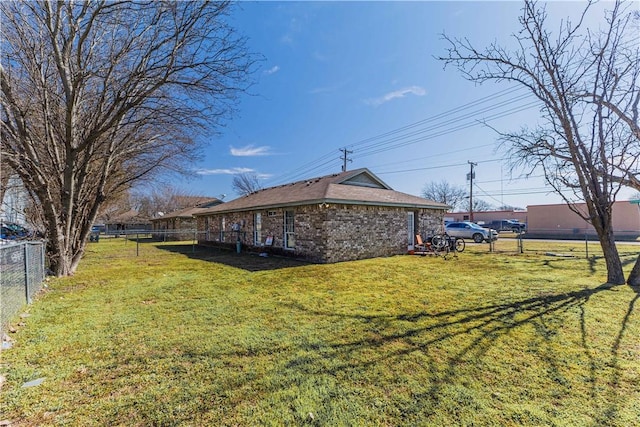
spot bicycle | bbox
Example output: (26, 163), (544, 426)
(444, 233), (465, 253)
(429, 232), (465, 257)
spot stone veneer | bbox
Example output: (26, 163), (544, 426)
(151, 217), (197, 241)
(197, 204), (444, 263)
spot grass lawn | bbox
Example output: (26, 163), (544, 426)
(1, 238), (639, 426)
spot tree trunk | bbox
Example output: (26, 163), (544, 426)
(45, 209), (94, 276)
(628, 255), (640, 287)
(48, 236), (71, 277)
(597, 226), (625, 285)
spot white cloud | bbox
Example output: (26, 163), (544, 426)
(309, 85), (336, 95)
(196, 167), (254, 176)
(313, 51), (328, 62)
(230, 145), (272, 157)
(264, 65), (280, 75)
(309, 79), (350, 95)
(365, 86), (427, 107)
(280, 34), (293, 45)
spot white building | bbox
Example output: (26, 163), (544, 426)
(0, 175), (29, 225)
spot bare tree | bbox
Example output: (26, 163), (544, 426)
(473, 199), (494, 212)
(132, 185), (212, 218)
(96, 189), (133, 224)
(0, 165), (12, 205)
(421, 180), (467, 211)
(1, 1), (257, 275)
(439, 0), (639, 285)
(497, 204), (525, 211)
(232, 172), (263, 196)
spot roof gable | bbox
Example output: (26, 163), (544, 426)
(195, 168), (448, 215)
(337, 169), (391, 189)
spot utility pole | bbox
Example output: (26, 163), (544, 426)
(340, 147), (353, 172)
(467, 161), (477, 222)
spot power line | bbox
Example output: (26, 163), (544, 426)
(375, 158), (502, 175)
(357, 100), (539, 159)
(348, 86), (528, 149)
(264, 51), (630, 187)
(265, 87), (535, 185)
(475, 174), (546, 184)
(366, 142), (497, 170)
(353, 93), (535, 157)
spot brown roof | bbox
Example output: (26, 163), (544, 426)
(150, 198), (223, 221)
(195, 168), (449, 215)
(103, 209), (151, 224)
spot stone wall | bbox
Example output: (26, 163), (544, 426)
(417, 210), (446, 239)
(196, 204), (445, 262)
(323, 205), (444, 263)
(197, 212), (253, 246)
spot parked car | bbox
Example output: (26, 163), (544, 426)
(483, 219), (526, 233)
(506, 219), (526, 232)
(0, 223), (31, 240)
(445, 221), (498, 243)
(1, 225), (12, 240)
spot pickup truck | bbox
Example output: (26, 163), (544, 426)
(483, 220), (526, 233)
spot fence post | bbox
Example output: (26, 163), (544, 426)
(585, 233), (589, 259)
(518, 232), (524, 254)
(41, 243), (45, 276)
(23, 243), (31, 304)
(136, 233), (139, 256)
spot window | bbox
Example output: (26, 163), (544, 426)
(220, 217), (225, 242)
(254, 213), (262, 245)
(284, 210), (295, 249)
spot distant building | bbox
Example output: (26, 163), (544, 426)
(448, 201), (639, 241)
(526, 200), (639, 240)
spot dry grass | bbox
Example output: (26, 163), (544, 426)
(1, 238), (638, 426)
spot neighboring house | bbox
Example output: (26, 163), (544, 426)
(103, 210), (152, 235)
(194, 168), (449, 263)
(526, 200), (640, 240)
(150, 198), (224, 241)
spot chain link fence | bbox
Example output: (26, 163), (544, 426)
(1, 240), (46, 333)
(483, 229), (639, 257)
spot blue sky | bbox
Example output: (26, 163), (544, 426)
(174, 1), (637, 209)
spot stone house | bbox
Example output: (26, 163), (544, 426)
(150, 198), (223, 241)
(194, 168), (449, 263)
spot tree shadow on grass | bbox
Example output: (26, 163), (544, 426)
(278, 282), (639, 423)
(155, 243), (311, 272)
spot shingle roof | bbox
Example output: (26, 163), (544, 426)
(150, 198), (224, 221)
(194, 168), (449, 215)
